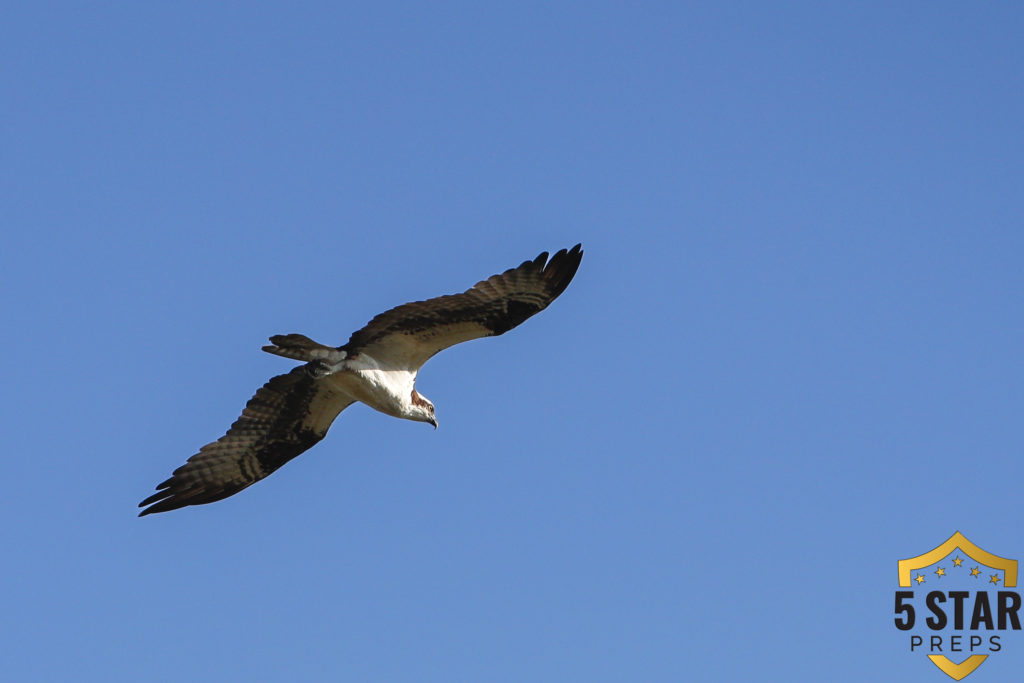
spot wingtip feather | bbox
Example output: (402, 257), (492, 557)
(542, 243), (583, 299)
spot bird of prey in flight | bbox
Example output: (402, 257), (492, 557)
(139, 244), (583, 516)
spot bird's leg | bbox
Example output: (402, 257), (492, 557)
(305, 359), (345, 379)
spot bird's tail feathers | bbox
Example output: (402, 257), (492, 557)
(262, 334), (347, 363)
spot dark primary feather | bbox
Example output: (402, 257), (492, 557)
(138, 367), (353, 516)
(340, 244), (583, 369)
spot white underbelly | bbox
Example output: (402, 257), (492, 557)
(324, 361), (413, 418)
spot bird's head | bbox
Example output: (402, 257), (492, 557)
(410, 389), (438, 429)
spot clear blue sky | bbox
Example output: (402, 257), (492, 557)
(3, 2), (1023, 681)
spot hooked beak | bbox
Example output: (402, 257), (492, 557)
(429, 417), (438, 429)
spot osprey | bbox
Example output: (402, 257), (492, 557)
(139, 244), (583, 516)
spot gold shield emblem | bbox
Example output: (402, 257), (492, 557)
(898, 531), (1018, 680)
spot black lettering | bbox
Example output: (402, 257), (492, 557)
(950, 635), (962, 652)
(998, 591), (1021, 630)
(948, 591), (969, 629)
(970, 635), (982, 651)
(972, 592), (994, 630)
(927, 591), (947, 629)
(894, 591), (915, 630)
(931, 635), (943, 651)
(990, 635), (1001, 652)
(910, 635), (922, 651)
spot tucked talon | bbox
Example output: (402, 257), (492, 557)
(306, 360), (332, 379)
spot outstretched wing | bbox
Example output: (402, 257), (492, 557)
(342, 244), (583, 370)
(139, 367), (354, 516)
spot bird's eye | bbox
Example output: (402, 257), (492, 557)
(429, 405), (435, 413)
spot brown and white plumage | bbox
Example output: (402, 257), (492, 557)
(139, 244), (583, 516)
